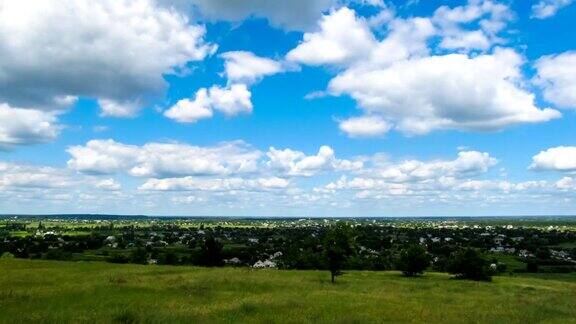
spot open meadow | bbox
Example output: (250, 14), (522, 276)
(1, 259), (576, 323)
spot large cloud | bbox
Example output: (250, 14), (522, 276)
(67, 139), (262, 177)
(329, 49), (560, 135)
(286, 3), (557, 137)
(530, 146), (576, 172)
(67, 139), (362, 179)
(534, 51), (576, 109)
(0, 104), (61, 147)
(0, 0), (215, 116)
(174, 0), (337, 31)
(288, 1), (513, 67)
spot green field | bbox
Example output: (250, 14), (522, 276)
(1, 260), (576, 323)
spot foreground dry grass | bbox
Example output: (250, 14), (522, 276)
(1, 259), (575, 323)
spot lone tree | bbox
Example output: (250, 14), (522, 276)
(447, 248), (492, 281)
(323, 223), (354, 283)
(198, 235), (224, 267)
(397, 245), (430, 277)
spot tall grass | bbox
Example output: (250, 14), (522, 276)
(0, 259), (575, 323)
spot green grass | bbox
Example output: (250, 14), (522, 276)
(1, 259), (576, 323)
(486, 253), (526, 272)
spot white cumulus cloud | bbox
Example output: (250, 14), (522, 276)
(0, 0), (215, 117)
(534, 51), (576, 109)
(530, 146), (576, 172)
(363, 150), (498, 183)
(67, 139), (262, 177)
(329, 49), (560, 135)
(266, 145), (363, 176)
(0, 104), (61, 147)
(286, 7), (376, 66)
(164, 84), (252, 123)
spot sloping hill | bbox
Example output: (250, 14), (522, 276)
(1, 259), (575, 323)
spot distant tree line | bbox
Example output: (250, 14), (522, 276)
(2, 220), (576, 282)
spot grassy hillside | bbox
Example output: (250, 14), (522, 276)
(1, 259), (575, 323)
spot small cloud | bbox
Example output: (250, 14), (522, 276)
(304, 91), (328, 100)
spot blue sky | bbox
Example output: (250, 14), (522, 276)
(0, 0), (575, 216)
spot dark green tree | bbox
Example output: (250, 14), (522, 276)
(397, 245), (430, 277)
(447, 248), (492, 281)
(323, 223), (354, 283)
(198, 236), (224, 267)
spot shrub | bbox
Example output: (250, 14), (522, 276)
(0, 252), (15, 259)
(159, 251), (179, 265)
(397, 245), (430, 277)
(108, 253), (129, 264)
(130, 247), (148, 264)
(447, 248), (492, 281)
(526, 260), (539, 273)
(43, 249), (71, 260)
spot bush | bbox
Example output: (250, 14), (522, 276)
(43, 249), (71, 260)
(108, 253), (129, 264)
(0, 252), (15, 259)
(447, 248), (492, 281)
(130, 247), (148, 264)
(159, 251), (179, 265)
(526, 260), (539, 273)
(397, 245), (430, 277)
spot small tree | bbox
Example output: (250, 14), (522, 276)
(447, 248), (492, 281)
(397, 245), (430, 277)
(323, 223), (354, 283)
(198, 236), (224, 267)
